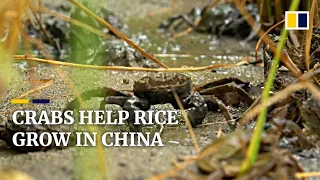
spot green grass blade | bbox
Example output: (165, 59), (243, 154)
(239, 0), (301, 175)
(70, 0), (108, 179)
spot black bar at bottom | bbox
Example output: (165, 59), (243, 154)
(31, 99), (50, 104)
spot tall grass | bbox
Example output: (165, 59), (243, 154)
(239, 0), (301, 175)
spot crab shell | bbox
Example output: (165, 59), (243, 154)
(133, 73), (193, 104)
(0, 120), (71, 153)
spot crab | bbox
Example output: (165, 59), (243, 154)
(92, 40), (160, 68)
(26, 3), (128, 62)
(197, 130), (304, 179)
(262, 30), (320, 138)
(65, 73), (254, 131)
(158, 3), (259, 40)
(0, 115), (71, 153)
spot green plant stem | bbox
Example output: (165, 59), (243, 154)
(239, 0), (301, 175)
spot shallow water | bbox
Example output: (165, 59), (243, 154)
(129, 14), (257, 68)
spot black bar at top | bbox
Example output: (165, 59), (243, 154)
(31, 99), (50, 104)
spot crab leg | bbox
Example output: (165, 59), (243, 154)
(158, 14), (196, 30)
(199, 83), (254, 106)
(172, 7), (201, 31)
(202, 95), (234, 130)
(0, 124), (6, 142)
(65, 87), (129, 110)
(100, 96), (131, 109)
(195, 77), (250, 92)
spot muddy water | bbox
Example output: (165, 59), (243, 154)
(0, 0), (319, 180)
(128, 11), (257, 67)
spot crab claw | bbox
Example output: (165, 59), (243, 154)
(187, 92), (208, 127)
(123, 96), (150, 132)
